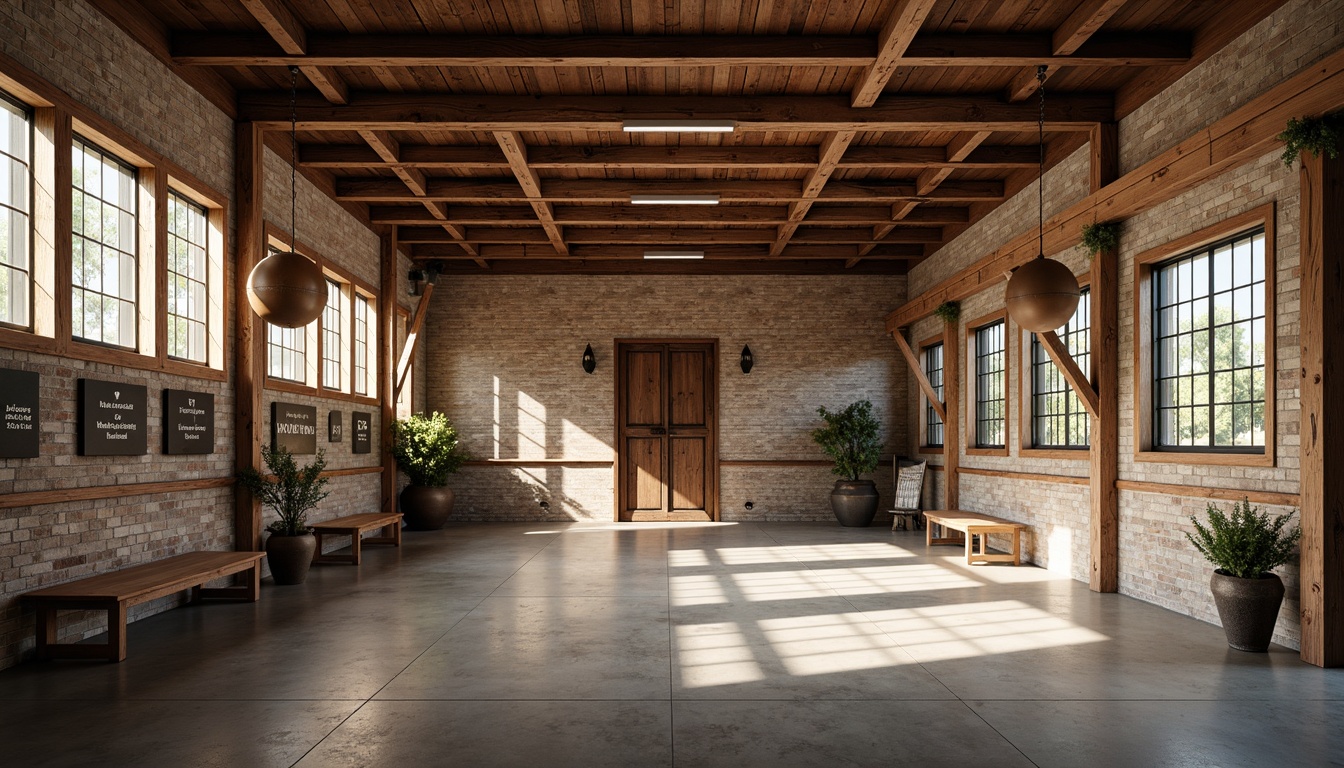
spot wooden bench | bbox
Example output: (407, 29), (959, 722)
(21, 551), (265, 662)
(311, 512), (403, 565)
(923, 510), (1027, 566)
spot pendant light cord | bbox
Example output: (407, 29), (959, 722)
(289, 65), (299, 252)
(1037, 64), (1046, 259)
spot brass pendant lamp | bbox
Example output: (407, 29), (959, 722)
(1005, 66), (1080, 334)
(246, 67), (326, 329)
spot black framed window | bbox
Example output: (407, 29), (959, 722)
(0, 91), (32, 330)
(1152, 229), (1266, 450)
(321, 279), (343, 389)
(1031, 288), (1091, 449)
(974, 320), (1006, 448)
(72, 136), (138, 349)
(923, 342), (944, 447)
(166, 192), (209, 363)
(354, 293), (370, 396)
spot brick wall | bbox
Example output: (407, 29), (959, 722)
(425, 275), (907, 522)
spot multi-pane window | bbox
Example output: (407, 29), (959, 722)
(0, 92), (31, 329)
(974, 320), (1006, 448)
(353, 293), (370, 396)
(166, 192), (208, 363)
(1153, 229), (1267, 450)
(72, 137), (138, 349)
(1031, 288), (1091, 449)
(923, 342), (944, 447)
(321, 279), (343, 390)
(267, 321), (306, 383)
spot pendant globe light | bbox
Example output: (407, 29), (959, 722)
(246, 67), (326, 329)
(1005, 65), (1080, 334)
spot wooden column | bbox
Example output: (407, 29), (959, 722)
(943, 316), (960, 509)
(1089, 121), (1120, 593)
(1300, 151), (1344, 667)
(234, 122), (266, 552)
(379, 228), (399, 516)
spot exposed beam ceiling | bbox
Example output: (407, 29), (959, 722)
(237, 0), (347, 104)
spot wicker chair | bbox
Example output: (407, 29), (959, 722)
(889, 458), (928, 531)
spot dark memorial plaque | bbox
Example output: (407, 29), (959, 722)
(79, 379), (148, 456)
(164, 390), (215, 455)
(272, 401), (317, 454)
(352, 411), (372, 454)
(328, 411), (343, 442)
(0, 368), (40, 458)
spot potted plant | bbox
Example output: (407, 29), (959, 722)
(237, 444), (330, 585)
(392, 412), (469, 530)
(811, 400), (883, 527)
(1186, 497), (1301, 652)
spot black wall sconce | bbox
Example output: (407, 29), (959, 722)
(740, 345), (754, 374)
(582, 344), (597, 374)
(408, 264), (442, 296)
(407, 268), (425, 295)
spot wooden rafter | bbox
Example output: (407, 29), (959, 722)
(394, 280), (433, 397)
(368, 204), (971, 227)
(236, 0), (347, 104)
(494, 132), (568, 256)
(851, 0), (940, 107)
(396, 226), (944, 246)
(1006, 0), (1129, 102)
(771, 131), (855, 256)
(410, 243), (926, 261)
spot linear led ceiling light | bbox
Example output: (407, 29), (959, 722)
(630, 194), (720, 205)
(643, 250), (705, 260)
(622, 119), (735, 133)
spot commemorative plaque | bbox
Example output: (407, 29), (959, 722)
(79, 379), (148, 456)
(0, 368), (40, 458)
(328, 411), (343, 442)
(271, 401), (318, 454)
(164, 390), (215, 455)
(352, 411), (372, 454)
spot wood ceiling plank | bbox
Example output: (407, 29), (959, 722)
(1006, 0), (1129, 102)
(412, 242), (924, 260)
(851, 0), (939, 107)
(495, 131), (569, 255)
(771, 130), (856, 255)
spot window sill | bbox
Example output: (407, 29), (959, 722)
(917, 446), (944, 455)
(1020, 448), (1090, 460)
(1134, 450), (1274, 468)
(965, 446), (1009, 457)
(265, 377), (382, 407)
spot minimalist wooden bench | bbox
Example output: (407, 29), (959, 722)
(311, 512), (403, 566)
(923, 510), (1027, 566)
(21, 551), (265, 662)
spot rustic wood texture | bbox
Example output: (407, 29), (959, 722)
(924, 510), (1026, 566)
(379, 231), (398, 516)
(311, 512), (404, 565)
(1089, 125), (1120, 594)
(943, 316), (961, 509)
(1037, 330), (1100, 417)
(234, 123), (265, 553)
(893, 329), (946, 423)
(1114, 480), (1299, 508)
(394, 280), (433, 398)
(956, 466), (1090, 486)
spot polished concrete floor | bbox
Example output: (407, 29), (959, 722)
(1, 522), (1341, 767)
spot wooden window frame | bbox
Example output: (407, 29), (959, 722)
(70, 133), (144, 354)
(0, 89), (33, 333)
(966, 310), (1010, 456)
(917, 332), (945, 454)
(1132, 202), (1277, 467)
(352, 288), (376, 398)
(1019, 278), (1092, 460)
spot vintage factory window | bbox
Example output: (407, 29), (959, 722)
(72, 137), (138, 349)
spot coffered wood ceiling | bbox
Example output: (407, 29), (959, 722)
(97, 0), (1291, 274)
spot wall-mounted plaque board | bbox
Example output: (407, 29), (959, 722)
(328, 411), (343, 442)
(79, 379), (148, 456)
(272, 402), (317, 454)
(352, 411), (372, 454)
(164, 390), (215, 455)
(0, 368), (40, 458)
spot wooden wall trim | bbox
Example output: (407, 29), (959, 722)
(957, 466), (1089, 486)
(1116, 480), (1299, 508)
(465, 459), (615, 467)
(0, 477), (234, 511)
(719, 460), (833, 467)
(321, 466), (385, 478)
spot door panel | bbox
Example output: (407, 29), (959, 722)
(625, 351), (663, 427)
(669, 351), (707, 427)
(625, 437), (665, 513)
(670, 437), (706, 510)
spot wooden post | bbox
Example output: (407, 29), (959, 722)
(943, 316), (960, 509)
(379, 228), (399, 516)
(394, 280), (435, 397)
(1089, 120), (1120, 593)
(1300, 151), (1344, 667)
(234, 123), (265, 552)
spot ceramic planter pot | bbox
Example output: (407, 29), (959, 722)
(1210, 570), (1285, 652)
(401, 484), (455, 530)
(265, 533), (316, 585)
(830, 479), (879, 527)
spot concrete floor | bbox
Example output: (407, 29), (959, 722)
(1, 522), (1341, 767)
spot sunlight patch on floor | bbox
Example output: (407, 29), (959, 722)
(813, 563), (983, 595)
(713, 542), (915, 566)
(861, 600), (1110, 661)
(758, 613), (914, 676)
(729, 570), (838, 601)
(670, 574), (728, 606)
(674, 622), (766, 688)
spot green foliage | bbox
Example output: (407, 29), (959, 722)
(392, 412), (469, 486)
(1278, 113), (1342, 167)
(237, 444), (330, 536)
(1186, 497), (1301, 579)
(932, 301), (960, 323)
(1081, 221), (1121, 257)
(811, 400), (883, 482)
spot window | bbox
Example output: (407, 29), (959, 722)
(1030, 288), (1091, 449)
(166, 192), (208, 363)
(71, 137), (138, 349)
(353, 292), (374, 396)
(973, 319), (1006, 448)
(923, 341), (944, 448)
(1152, 229), (1266, 451)
(0, 92), (31, 330)
(321, 279), (343, 390)
(267, 322), (306, 383)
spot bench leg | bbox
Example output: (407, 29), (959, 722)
(351, 533), (363, 566)
(108, 602), (128, 662)
(965, 533), (974, 565)
(35, 604), (57, 660)
(926, 520), (934, 547)
(1013, 529), (1021, 566)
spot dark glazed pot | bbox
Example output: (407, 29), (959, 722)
(1210, 570), (1285, 652)
(401, 485), (455, 530)
(265, 533), (316, 585)
(830, 480), (879, 527)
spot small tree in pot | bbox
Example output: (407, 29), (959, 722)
(1186, 498), (1301, 652)
(811, 400), (883, 527)
(237, 445), (330, 585)
(392, 412), (469, 530)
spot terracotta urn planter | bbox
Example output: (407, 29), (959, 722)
(400, 485), (455, 530)
(265, 533), (316, 585)
(830, 479), (879, 527)
(1210, 570), (1285, 652)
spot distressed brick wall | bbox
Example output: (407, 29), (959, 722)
(425, 275), (907, 522)
(902, 0), (1341, 648)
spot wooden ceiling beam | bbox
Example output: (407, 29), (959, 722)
(360, 130), (480, 259)
(851, 0), (939, 107)
(494, 132), (568, 255)
(772, 131), (856, 256)
(433, 259), (909, 276)
(1006, 0), (1129, 103)
(236, 0), (348, 104)
(369, 204), (971, 227)
(412, 243), (926, 261)
(395, 225), (945, 246)
(237, 93), (1113, 133)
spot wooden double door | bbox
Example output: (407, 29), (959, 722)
(616, 340), (718, 522)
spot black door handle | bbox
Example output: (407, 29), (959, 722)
(650, 427), (666, 435)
